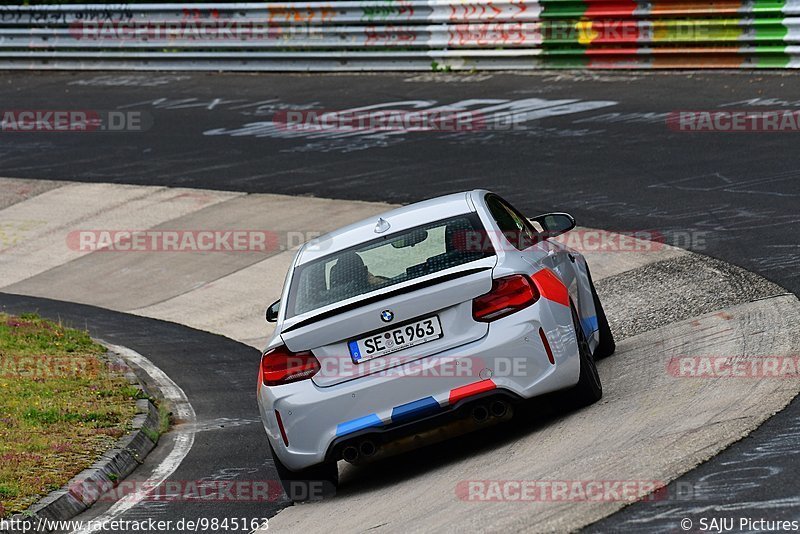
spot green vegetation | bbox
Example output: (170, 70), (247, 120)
(0, 313), (139, 517)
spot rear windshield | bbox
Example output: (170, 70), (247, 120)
(286, 213), (494, 318)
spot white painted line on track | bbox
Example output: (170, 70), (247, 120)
(68, 342), (197, 534)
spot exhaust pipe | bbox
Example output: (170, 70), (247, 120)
(342, 445), (359, 463)
(359, 440), (377, 458)
(471, 404), (489, 423)
(490, 400), (508, 418)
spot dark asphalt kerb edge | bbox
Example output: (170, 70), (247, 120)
(0, 345), (163, 534)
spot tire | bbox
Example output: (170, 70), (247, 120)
(269, 442), (338, 502)
(571, 304), (603, 407)
(586, 265), (616, 359)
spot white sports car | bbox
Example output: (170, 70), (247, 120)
(257, 190), (614, 499)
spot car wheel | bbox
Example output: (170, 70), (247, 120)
(269, 442), (338, 502)
(571, 304), (603, 407)
(587, 265), (616, 359)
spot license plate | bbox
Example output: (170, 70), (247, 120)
(348, 316), (443, 363)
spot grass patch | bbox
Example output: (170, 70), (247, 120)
(0, 313), (139, 518)
(158, 403), (171, 434)
(142, 402), (172, 445)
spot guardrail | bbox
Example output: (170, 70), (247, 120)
(0, 1), (798, 70)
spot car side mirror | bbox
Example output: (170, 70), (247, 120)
(265, 300), (281, 323)
(529, 212), (576, 238)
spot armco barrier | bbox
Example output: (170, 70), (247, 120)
(0, 1), (799, 70)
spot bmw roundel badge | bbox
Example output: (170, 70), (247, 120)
(380, 309), (394, 322)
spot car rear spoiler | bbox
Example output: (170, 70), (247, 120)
(281, 266), (492, 334)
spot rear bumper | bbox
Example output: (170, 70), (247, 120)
(325, 388), (520, 464)
(258, 300), (579, 471)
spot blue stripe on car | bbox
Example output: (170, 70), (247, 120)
(391, 396), (441, 423)
(336, 396), (445, 438)
(336, 413), (382, 437)
(581, 315), (598, 336)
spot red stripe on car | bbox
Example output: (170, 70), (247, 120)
(449, 379), (496, 405)
(530, 268), (570, 307)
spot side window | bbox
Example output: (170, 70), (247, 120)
(503, 198), (542, 242)
(485, 195), (538, 250)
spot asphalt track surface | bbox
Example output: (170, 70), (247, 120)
(1, 70), (799, 531)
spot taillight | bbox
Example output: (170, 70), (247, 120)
(261, 345), (320, 386)
(472, 274), (540, 322)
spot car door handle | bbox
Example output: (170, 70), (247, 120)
(568, 253), (576, 263)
